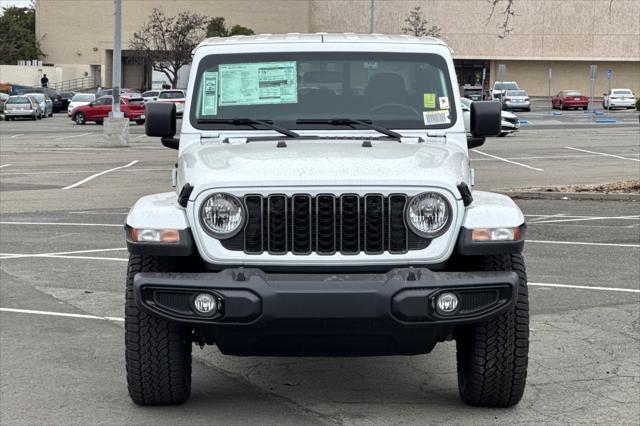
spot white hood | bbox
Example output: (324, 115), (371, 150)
(178, 139), (469, 196)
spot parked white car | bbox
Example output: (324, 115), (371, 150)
(24, 93), (53, 117)
(155, 89), (186, 116)
(126, 33), (528, 409)
(603, 89), (636, 110)
(491, 81), (519, 100)
(461, 97), (519, 136)
(67, 93), (96, 116)
(141, 90), (160, 103)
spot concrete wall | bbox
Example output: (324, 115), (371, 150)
(488, 60), (640, 97)
(311, 0), (640, 60)
(0, 65), (63, 87)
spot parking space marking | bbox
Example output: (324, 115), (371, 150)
(0, 221), (122, 227)
(53, 132), (91, 141)
(565, 146), (640, 162)
(529, 282), (640, 293)
(9, 134), (23, 139)
(0, 307), (124, 322)
(0, 167), (168, 176)
(0, 247), (127, 260)
(471, 154), (596, 161)
(527, 239), (639, 248)
(473, 150), (544, 171)
(62, 160), (139, 190)
(0, 164), (11, 168)
(531, 215), (640, 224)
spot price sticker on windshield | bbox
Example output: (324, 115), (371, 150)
(423, 110), (451, 126)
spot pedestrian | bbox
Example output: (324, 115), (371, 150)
(41, 74), (49, 88)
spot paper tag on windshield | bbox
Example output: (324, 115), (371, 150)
(201, 71), (218, 115)
(423, 93), (436, 108)
(423, 110), (450, 126)
(438, 96), (449, 110)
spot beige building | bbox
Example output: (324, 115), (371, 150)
(35, 0), (640, 96)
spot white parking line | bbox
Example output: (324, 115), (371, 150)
(473, 150), (544, 171)
(53, 132), (91, 141)
(9, 134), (24, 138)
(565, 146), (640, 162)
(531, 215), (640, 224)
(62, 160), (139, 190)
(0, 164), (11, 168)
(135, 134), (146, 140)
(0, 247), (127, 260)
(0, 307), (124, 322)
(526, 240), (639, 248)
(0, 221), (122, 227)
(0, 167), (168, 176)
(529, 283), (640, 294)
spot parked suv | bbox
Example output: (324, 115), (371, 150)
(127, 34), (529, 408)
(491, 81), (519, 100)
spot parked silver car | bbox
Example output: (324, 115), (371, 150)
(502, 89), (530, 111)
(24, 93), (53, 117)
(3, 95), (43, 120)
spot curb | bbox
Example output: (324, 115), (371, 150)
(498, 191), (640, 201)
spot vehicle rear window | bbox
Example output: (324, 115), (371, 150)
(495, 83), (518, 90)
(142, 91), (158, 97)
(127, 98), (145, 105)
(506, 90), (527, 96)
(565, 91), (582, 97)
(159, 91), (184, 99)
(7, 96), (30, 104)
(612, 90), (632, 95)
(191, 51), (457, 131)
(72, 94), (94, 102)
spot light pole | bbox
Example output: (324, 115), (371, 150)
(111, 0), (122, 117)
(370, 0), (375, 33)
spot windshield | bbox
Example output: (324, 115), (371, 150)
(159, 91), (184, 99)
(494, 82), (518, 90)
(7, 96), (30, 104)
(191, 52), (456, 131)
(72, 94), (94, 102)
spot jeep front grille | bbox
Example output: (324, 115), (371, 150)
(219, 194), (430, 255)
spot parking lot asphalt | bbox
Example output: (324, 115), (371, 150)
(1, 114), (639, 425)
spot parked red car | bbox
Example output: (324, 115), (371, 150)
(70, 95), (146, 125)
(551, 90), (589, 110)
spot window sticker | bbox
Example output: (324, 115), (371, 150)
(423, 93), (436, 109)
(218, 61), (298, 106)
(423, 110), (451, 126)
(201, 71), (218, 116)
(438, 96), (449, 110)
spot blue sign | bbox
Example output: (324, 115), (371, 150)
(607, 68), (612, 80)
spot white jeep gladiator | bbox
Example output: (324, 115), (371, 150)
(125, 33), (529, 407)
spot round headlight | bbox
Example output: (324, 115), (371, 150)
(200, 193), (244, 238)
(406, 192), (451, 237)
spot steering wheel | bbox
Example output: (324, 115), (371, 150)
(368, 103), (422, 119)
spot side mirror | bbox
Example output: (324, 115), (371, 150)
(467, 136), (486, 149)
(470, 101), (501, 137)
(145, 102), (178, 149)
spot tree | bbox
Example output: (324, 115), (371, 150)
(206, 17), (254, 38)
(129, 8), (208, 88)
(0, 5), (44, 65)
(402, 6), (442, 38)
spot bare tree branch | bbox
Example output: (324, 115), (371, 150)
(486, 0), (516, 39)
(129, 8), (208, 88)
(402, 6), (442, 38)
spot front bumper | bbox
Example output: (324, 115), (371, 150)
(134, 268), (518, 355)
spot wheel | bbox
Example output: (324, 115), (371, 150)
(524, 108), (530, 112)
(74, 112), (86, 125)
(125, 255), (192, 406)
(32, 112), (37, 120)
(48, 111), (53, 117)
(560, 102), (565, 110)
(135, 119), (145, 125)
(96, 119), (103, 125)
(583, 106), (588, 111)
(455, 254), (529, 407)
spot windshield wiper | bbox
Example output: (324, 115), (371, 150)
(197, 118), (300, 138)
(296, 118), (403, 139)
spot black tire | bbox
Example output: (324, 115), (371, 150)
(96, 119), (103, 125)
(125, 255), (192, 406)
(455, 254), (529, 407)
(74, 112), (86, 125)
(32, 112), (37, 121)
(135, 119), (145, 125)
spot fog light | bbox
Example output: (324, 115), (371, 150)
(193, 293), (218, 315)
(436, 292), (459, 315)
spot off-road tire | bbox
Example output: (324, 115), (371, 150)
(125, 255), (192, 405)
(455, 254), (529, 407)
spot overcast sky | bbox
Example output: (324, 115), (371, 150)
(1, 0), (32, 9)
